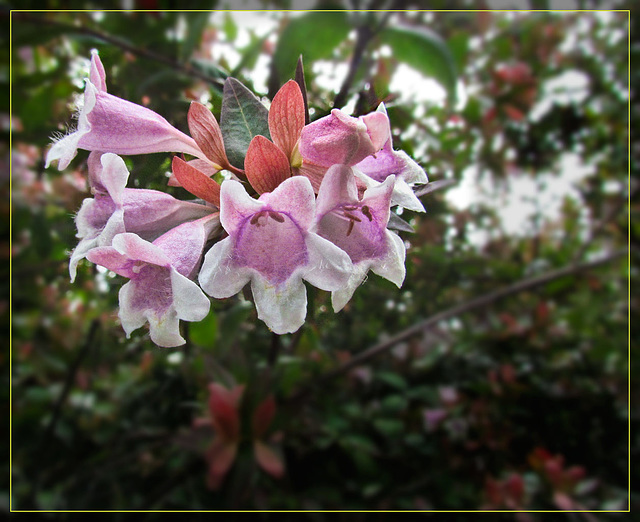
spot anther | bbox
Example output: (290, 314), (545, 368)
(269, 211), (285, 223)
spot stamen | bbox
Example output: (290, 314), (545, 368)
(343, 211), (362, 222)
(361, 205), (373, 221)
(346, 219), (355, 236)
(269, 211), (285, 223)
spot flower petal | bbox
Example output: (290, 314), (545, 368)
(199, 238), (252, 298)
(45, 81), (97, 170)
(268, 80), (305, 160)
(147, 308), (185, 348)
(118, 280), (147, 337)
(95, 153), (129, 205)
(153, 214), (218, 278)
(170, 269), (210, 322)
(261, 175), (315, 231)
(315, 164), (359, 217)
(245, 135), (291, 194)
(254, 441), (285, 478)
(121, 188), (213, 240)
(207, 440), (238, 490)
(331, 264), (369, 312)
(302, 233), (353, 291)
(251, 276), (307, 334)
(89, 49), (107, 92)
(85, 243), (133, 278)
(112, 233), (171, 267)
(78, 91), (204, 158)
(371, 231), (406, 288)
(218, 179), (265, 233)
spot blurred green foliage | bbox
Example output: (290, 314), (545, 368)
(6, 2), (634, 515)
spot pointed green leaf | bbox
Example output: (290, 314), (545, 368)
(220, 77), (271, 169)
(380, 25), (458, 104)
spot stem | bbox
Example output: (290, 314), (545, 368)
(42, 318), (100, 446)
(11, 12), (226, 89)
(289, 248), (628, 403)
(268, 333), (281, 367)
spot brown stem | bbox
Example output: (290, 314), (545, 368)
(11, 12), (226, 89)
(288, 248), (628, 403)
(268, 332), (281, 367)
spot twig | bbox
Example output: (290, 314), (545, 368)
(333, 24), (374, 110)
(289, 248), (627, 403)
(11, 12), (226, 90)
(268, 333), (281, 367)
(42, 318), (100, 446)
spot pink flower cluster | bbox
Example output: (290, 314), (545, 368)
(48, 51), (428, 345)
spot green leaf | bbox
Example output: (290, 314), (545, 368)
(380, 25), (458, 104)
(179, 12), (212, 62)
(223, 12), (238, 42)
(189, 308), (217, 347)
(220, 77), (270, 169)
(376, 371), (407, 390)
(272, 12), (350, 82)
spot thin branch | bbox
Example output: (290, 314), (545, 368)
(268, 333), (281, 367)
(289, 248), (627, 403)
(11, 12), (226, 90)
(332, 8), (397, 110)
(42, 319), (100, 447)
(333, 24), (374, 110)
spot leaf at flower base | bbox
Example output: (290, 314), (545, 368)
(269, 80), (305, 160)
(245, 135), (292, 194)
(380, 25), (458, 104)
(220, 77), (271, 169)
(273, 11), (350, 84)
(188, 101), (229, 169)
(413, 178), (457, 197)
(254, 441), (285, 478)
(171, 157), (221, 207)
(387, 212), (415, 233)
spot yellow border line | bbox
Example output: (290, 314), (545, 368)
(9, 8), (13, 515)
(8, 8), (632, 514)
(627, 8), (631, 511)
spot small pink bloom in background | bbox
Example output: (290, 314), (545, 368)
(199, 384), (284, 489)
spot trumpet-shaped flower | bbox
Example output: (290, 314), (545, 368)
(86, 214), (218, 347)
(70, 152), (213, 281)
(46, 50), (204, 170)
(354, 103), (428, 212)
(315, 165), (406, 312)
(298, 108), (389, 168)
(199, 176), (353, 334)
